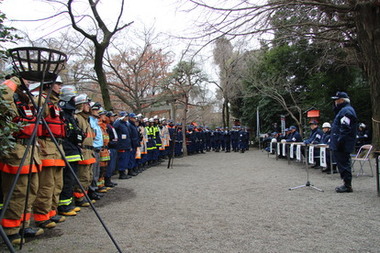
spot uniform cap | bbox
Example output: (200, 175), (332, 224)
(359, 123), (366, 128)
(331, 91), (349, 100)
(289, 125), (297, 130)
(129, 113), (136, 118)
(106, 111), (117, 117)
(322, 122), (331, 128)
(309, 120), (318, 125)
(119, 111), (129, 117)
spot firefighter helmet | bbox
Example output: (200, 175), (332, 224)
(60, 85), (77, 102)
(74, 94), (91, 105)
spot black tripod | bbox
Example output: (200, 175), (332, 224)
(289, 143), (323, 192)
(0, 47), (122, 252)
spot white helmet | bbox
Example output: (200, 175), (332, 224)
(60, 85), (77, 102)
(359, 123), (366, 128)
(143, 117), (148, 122)
(55, 75), (63, 84)
(322, 122), (331, 128)
(74, 93), (91, 105)
(28, 82), (41, 92)
(149, 118), (154, 123)
(153, 115), (159, 120)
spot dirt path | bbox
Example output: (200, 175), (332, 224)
(5, 149), (380, 253)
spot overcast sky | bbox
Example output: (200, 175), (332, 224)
(2, 0), (220, 82)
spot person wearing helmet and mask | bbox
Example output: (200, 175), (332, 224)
(33, 76), (67, 229)
(0, 73), (43, 244)
(320, 122), (337, 174)
(73, 94), (96, 206)
(57, 85), (84, 216)
(321, 122), (332, 145)
(330, 92), (358, 193)
(356, 123), (370, 150)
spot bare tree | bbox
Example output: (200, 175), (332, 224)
(213, 37), (246, 128)
(105, 34), (172, 113)
(65, 0), (133, 110)
(186, 0), (380, 148)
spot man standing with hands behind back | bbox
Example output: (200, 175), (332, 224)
(330, 92), (357, 193)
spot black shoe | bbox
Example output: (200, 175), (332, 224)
(7, 234), (24, 245)
(88, 192), (102, 200)
(105, 177), (117, 187)
(50, 215), (66, 223)
(75, 199), (90, 207)
(128, 171), (138, 176)
(335, 184), (353, 193)
(321, 168), (330, 173)
(36, 219), (56, 229)
(327, 170), (338, 174)
(119, 171), (131, 179)
(19, 227), (44, 238)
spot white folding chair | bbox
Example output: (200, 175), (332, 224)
(352, 144), (373, 177)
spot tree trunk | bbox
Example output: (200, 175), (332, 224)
(94, 45), (112, 110)
(226, 98), (230, 128)
(355, 3), (380, 150)
(182, 97), (188, 156)
(222, 100), (226, 128)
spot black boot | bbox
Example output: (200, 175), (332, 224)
(336, 179), (353, 193)
(105, 177), (117, 187)
(128, 169), (138, 176)
(134, 167), (140, 174)
(119, 170), (131, 179)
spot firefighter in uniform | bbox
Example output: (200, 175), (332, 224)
(105, 112), (118, 186)
(136, 115), (148, 171)
(146, 118), (157, 166)
(73, 94), (96, 206)
(97, 107), (111, 192)
(88, 102), (105, 200)
(153, 116), (162, 162)
(113, 112), (133, 179)
(32, 77), (66, 229)
(57, 85), (84, 216)
(0, 76), (43, 244)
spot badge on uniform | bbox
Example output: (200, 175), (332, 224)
(341, 116), (350, 125)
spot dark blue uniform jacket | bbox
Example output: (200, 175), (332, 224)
(330, 102), (357, 153)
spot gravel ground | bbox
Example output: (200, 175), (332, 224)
(3, 148), (380, 253)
